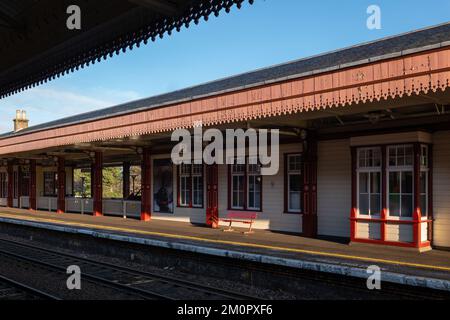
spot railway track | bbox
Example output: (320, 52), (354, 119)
(1, 236), (444, 300)
(0, 238), (259, 300)
(188, 249), (450, 300)
(0, 274), (61, 300)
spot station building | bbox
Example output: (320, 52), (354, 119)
(1, 23), (450, 251)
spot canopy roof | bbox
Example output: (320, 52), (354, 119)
(0, 0), (249, 99)
(1, 22), (449, 139)
(1, 22), (450, 157)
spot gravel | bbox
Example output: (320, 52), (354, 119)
(0, 233), (297, 299)
(0, 233), (421, 300)
(0, 252), (144, 300)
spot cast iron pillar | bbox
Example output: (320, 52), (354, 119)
(141, 148), (151, 221)
(413, 143), (421, 248)
(302, 132), (318, 238)
(57, 157), (66, 214)
(123, 161), (131, 199)
(17, 164), (23, 207)
(29, 160), (37, 211)
(93, 152), (103, 217)
(6, 161), (13, 208)
(206, 164), (219, 228)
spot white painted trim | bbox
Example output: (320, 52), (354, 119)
(350, 131), (432, 147)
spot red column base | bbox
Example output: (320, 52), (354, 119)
(140, 212), (151, 221)
(206, 211), (219, 228)
(206, 218), (219, 228)
(302, 214), (318, 238)
(56, 209), (65, 214)
(93, 211), (103, 217)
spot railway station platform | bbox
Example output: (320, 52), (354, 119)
(0, 207), (449, 292)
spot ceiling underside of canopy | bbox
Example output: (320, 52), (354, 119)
(0, 0), (249, 99)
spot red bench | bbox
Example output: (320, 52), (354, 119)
(220, 211), (258, 234)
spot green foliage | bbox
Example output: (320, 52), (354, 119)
(73, 169), (91, 197)
(74, 166), (128, 199)
(102, 167), (123, 198)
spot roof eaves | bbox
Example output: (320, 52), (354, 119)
(2, 34), (450, 141)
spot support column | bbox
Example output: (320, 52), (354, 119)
(302, 133), (318, 238)
(90, 165), (94, 198)
(380, 146), (387, 241)
(17, 165), (23, 208)
(141, 148), (151, 221)
(29, 160), (37, 211)
(350, 147), (357, 241)
(413, 143), (421, 248)
(123, 161), (131, 199)
(93, 152), (103, 217)
(7, 161), (13, 208)
(57, 157), (66, 214)
(206, 164), (219, 228)
(427, 145), (433, 245)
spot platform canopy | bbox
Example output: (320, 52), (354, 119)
(0, 0), (250, 99)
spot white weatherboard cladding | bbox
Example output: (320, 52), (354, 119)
(218, 143), (303, 233)
(317, 139), (351, 237)
(432, 131), (450, 247)
(356, 221), (381, 240)
(151, 145), (303, 232)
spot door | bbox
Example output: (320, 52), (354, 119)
(206, 164), (219, 228)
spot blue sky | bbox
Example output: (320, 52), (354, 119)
(1, 0), (449, 133)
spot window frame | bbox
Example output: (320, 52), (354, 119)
(386, 144), (414, 220)
(230, 161), (246, 210)
(0, 172), (7, 198)
(43, 171), (57, 197)
(284, 153), (302, 214)
(20, 167), (30, 197)
(178, 164), (191, 207)
(247, 162), (262, 211)
(177, 164), (204, 208)
(228, 158), (263, 212)
(356, 147), (382, 217)
(419, 145), (429, 219)
(191, 164), (204, 208)
(352, 142), (433, 223)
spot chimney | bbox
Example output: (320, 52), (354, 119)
(13, 109), (29, 132)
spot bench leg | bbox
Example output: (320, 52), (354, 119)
(243, 221), (254, 235)
(223, 221), (234, 232)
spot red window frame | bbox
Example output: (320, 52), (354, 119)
(351, 142), (433, 248)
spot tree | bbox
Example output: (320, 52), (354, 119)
(102, 167), (123, 198)
(73, 169), (91, 197)
(73, 166), (140, 199)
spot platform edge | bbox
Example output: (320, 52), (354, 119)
(0, 216), (448, 292)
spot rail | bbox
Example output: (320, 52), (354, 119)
(0, 237), (260, 300)
(0, 274), (61, 300)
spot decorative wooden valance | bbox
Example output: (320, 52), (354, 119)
(0, 46), (449, 155)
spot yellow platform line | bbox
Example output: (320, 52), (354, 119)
(1, 212), (450, 273)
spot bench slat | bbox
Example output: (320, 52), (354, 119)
(226, 212), (258, 220)
(221, 219), (253, 224)
(220, 211), (258, 234)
